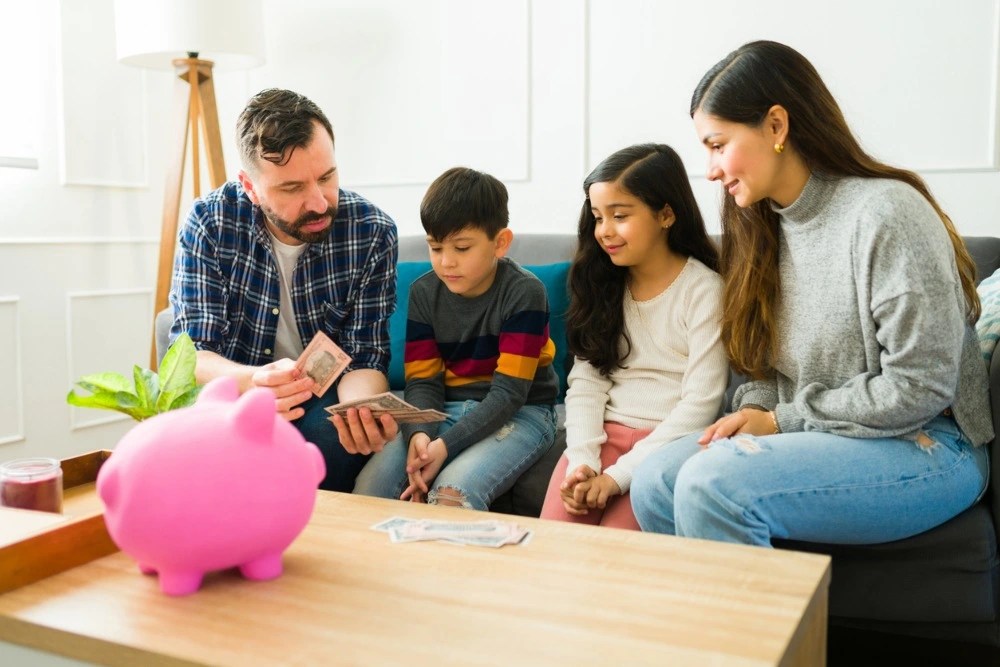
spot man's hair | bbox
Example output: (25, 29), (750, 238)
(420, 167), (509, 241)
(237, 89), (334, 171)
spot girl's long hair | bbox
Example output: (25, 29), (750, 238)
(567, 143), (718, 376)
(692, 40), (981, 379)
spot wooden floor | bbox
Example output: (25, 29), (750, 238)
(829, 626), (1000, 666)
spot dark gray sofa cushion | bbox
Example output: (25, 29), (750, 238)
(778, 504), (999, 622)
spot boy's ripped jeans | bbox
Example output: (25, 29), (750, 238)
(354, 401), (557, 510)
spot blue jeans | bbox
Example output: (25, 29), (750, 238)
(354, 401), (557, 510)
(294, 390), (370, 493)
(630, 416), (989, 546)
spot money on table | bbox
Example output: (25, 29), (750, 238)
(371, 516), (530, 548)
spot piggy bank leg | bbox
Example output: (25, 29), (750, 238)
(239, 553), (283, 581)
(157, 570), (205, 596)
(138, 563), (157, 575)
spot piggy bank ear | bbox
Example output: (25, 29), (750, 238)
(198, 376), (241, 404)
(231, 388), (278, 442)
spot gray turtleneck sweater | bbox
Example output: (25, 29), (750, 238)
(733, 174), (993, 446)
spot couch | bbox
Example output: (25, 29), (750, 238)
(157, 232), (1000, 647)
(393, 233), (1000, 648)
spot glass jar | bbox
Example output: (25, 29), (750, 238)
(0, 458), (63, 513)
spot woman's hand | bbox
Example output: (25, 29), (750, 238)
(698, 408), (778, 445)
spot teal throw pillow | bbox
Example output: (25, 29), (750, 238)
(524, 262), (572, 400)
(976, 267), (1000, 363)
(388, 262), (432, 389)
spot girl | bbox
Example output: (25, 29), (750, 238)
(631, 41), (993, 546)
(539, 144), (729, 529)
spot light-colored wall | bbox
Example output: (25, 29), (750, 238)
(1, 0), (998, 461)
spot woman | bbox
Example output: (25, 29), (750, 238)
(630, 40), (993, 546)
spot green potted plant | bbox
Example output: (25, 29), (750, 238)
(67, 333), (202, 420)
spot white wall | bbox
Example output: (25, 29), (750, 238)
(0, 0), (998, 461)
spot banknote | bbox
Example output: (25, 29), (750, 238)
(296, 331), (351, 398)
(324, 392), (447, 424)
(372, 517), (530, 548)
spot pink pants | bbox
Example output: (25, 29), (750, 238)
(539, 422), (651, 531)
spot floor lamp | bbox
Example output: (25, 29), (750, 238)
(113, 0), (265, 368)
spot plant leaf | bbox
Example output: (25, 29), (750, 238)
(157, 333), (198, 411)
(133, 365), (160, 410)
(168, 384), (203, 411)
(75, 372), (132, 395)
(66, 389), (151, 420)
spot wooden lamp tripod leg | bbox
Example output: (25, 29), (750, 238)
(149, 57), (226, 370)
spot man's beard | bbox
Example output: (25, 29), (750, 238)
(261, 203), (337, 244)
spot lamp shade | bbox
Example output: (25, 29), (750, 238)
(114, 0), (265, 70)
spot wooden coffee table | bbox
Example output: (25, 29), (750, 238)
(0, 492), (830, 665)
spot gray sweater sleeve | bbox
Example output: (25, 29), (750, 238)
(773, 186), (964, 437)
(733, 380), (779, 411)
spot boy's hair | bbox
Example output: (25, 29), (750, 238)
(237, 88), (334, 172)
(420, 167), (509, 241)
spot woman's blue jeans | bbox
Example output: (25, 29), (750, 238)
(630, 416), (989, 545)
(354, 401), (557, 510)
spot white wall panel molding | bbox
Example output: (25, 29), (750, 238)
(991, 0), (1000, 170)
(586, 0), (1000, 177)
(0, 3), (43, 171)
(254, 0), (531, 189)
(57, 0), (148, 189)
(582, 0), (592, 175)
(0, 237), (159, 246)
(0, 157), (39, 170)
(0, 297), (25, 446)
(66, 288), (153, 431)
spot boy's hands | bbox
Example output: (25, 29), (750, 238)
(400, 434), (448, 502)
(559, 464), (597, 515)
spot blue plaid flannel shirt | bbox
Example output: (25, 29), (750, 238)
(169, 181), (398, 374)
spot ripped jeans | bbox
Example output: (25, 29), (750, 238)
(353, 401), (557, 510)
(631, 415), (990, 546)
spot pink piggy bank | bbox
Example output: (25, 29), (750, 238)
(97, 376), (326, 596)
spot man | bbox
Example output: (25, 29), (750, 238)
(169, 88), (398, 492)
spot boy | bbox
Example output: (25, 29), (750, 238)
(353, 167), (559, 509)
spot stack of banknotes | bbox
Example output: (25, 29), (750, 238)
(372, 517), (531, 548)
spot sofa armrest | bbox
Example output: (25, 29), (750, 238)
(155, 308), (173, 366)
(989, 349), (1000, 534)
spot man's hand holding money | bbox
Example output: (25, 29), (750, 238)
(330, 406), (399, 456)
(250, 358), (315, 421)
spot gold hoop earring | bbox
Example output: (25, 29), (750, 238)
(774, 143), (785, 154)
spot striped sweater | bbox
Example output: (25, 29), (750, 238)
(401, 258), (559, 455)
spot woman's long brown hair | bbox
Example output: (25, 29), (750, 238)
(691, 40), (981, 379)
